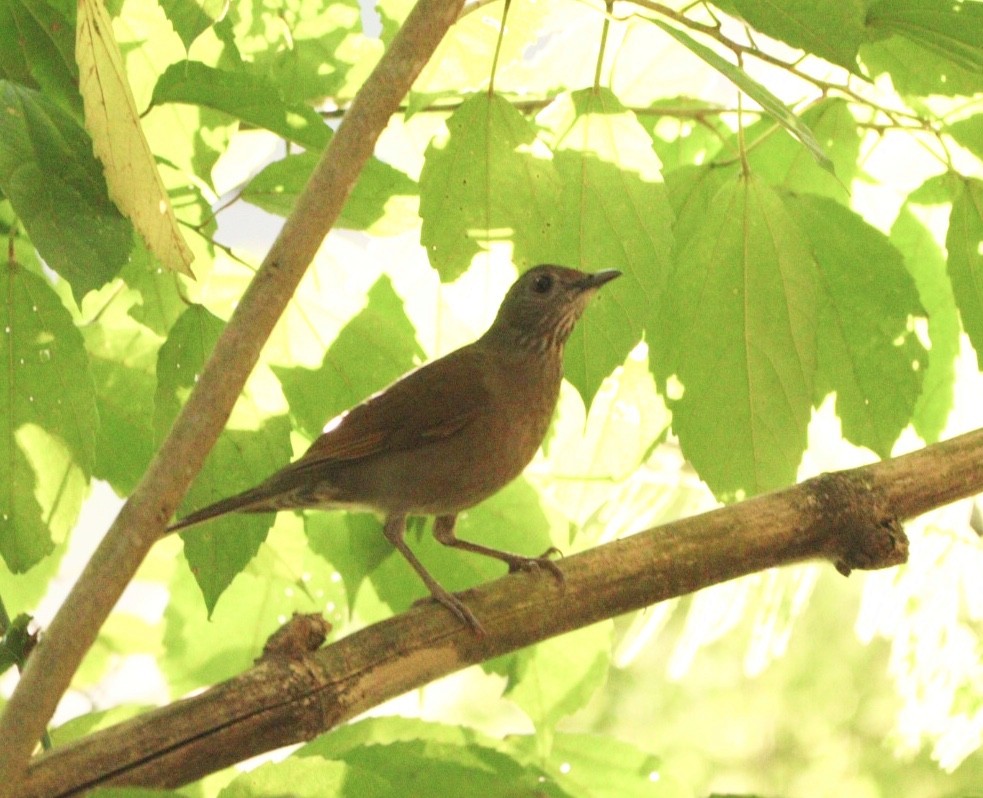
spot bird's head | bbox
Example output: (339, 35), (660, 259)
(484, 265), (621, 353)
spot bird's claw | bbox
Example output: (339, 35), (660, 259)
(413, 591), (485, 636)
(506, 547), (565, 586)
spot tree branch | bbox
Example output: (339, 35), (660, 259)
(0, 0), (465, 792)
(19, 427), (983, 798)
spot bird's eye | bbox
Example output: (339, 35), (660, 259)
(532, 273), (554, 293)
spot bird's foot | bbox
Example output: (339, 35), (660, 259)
(505, 547), (565, 586)
(414, 589), (485, 636)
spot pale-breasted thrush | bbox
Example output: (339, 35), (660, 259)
(169, 265), (621, 631)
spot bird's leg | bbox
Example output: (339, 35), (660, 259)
(382, 514), (484, 634)
(433, 515), (565, 585)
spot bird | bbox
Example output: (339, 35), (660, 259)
(169, 264), (622, 632)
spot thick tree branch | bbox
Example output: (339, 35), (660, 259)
(19, 427), (983, 798)
(0, 0), (465, 792)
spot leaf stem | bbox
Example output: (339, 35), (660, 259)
(488, 0), (511, 96)
(594, 0), (614, 91)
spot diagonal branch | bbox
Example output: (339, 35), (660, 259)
(18, 427), (983, 797)
(0, 0), (466, 793)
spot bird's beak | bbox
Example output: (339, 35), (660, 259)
(575, 269), (622, 291)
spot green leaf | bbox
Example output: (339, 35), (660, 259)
(76, 0), (195, 277)
(0, 265), (97, 571)
(150, 61), (331, 150)
(242, 150), (419, 234)
(159, 0), (226, 51)
(297, 716), (507, 759)
(299, 721), (571, 798)
(0, 0), (80, 117)
(0, 538), (65, 621)
(155, 305), (293, 613)
(219, 757), (390, 798)
(666, 172), (818, 499)
(177, 413), (291, 614)
(419, 93), (561, 281)
(306, 512), (391, 614)
(948, 115), (983, 164)
(227, 0), (381, 105)
(535, 88), (674, 405)
(162, 521), (346, 692)
(274, 275), (424, 440)
(508, 732), (681, 798)
(85, 788), (185, 798)
(84, 300), (160, 497)
(730, 0), (865, 72)
(861, 0), (983, 97)
(946, 177), (983, 369)
(542, 346), (670, 530)
(647, 19), (834, 174)
(502, 621), (613, 752)
(0, 613), (32, 675)
(866, 0), (983, 75)
(785, 194), (926, 457)
(891, 205), (959, 443)
(641, 97), (731, 173)
(0, 82), (132, 301)
(861, 36), (983, 96)
(120, 243), (186, 337)
(743, 98), (859, 200)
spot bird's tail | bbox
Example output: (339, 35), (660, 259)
(167, 486), (280, 534)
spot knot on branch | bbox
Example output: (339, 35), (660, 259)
(804, 471), (909, 576)
(258, 612), (332, 663)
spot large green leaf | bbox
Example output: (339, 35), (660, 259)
(227, 0), (380, 105)
(729, 0), (865, 72)
(666, 171), (818, 498)
(162, 520), (346, 692)
(947, 177), (983, 368)
(84, 788), (185, 798)
(82, 278), (162, 497)
(947, 115), (983, 163)
(862, 0), (983, 96)
(866, 0), (983, 74)
(785, 194), (926, 457)
(891, 205), (960, 443)
(500, 620), (613, 752)
(0, 266), (97, 571)
(0, 0), (80, 117)
(647, 20), (834, 174)
(535, 88), (673, 405)
(861, 36), (983, 96)
(0, 82), (133, 302)
(155, 305), (292, 614)
(509, 732), (680, 798)
(419, 93), (561, 281)
(641, 97), (731, 173)
(159, 0), (226, 51)
(743, 98), (860, 200)
(274, 275), (423, 440)
(218, 757), (390, 798)
(541, 344), (669, 531)
(149, 61), (331, 150)
(242, 150), (418, 234)
(76, 0), (196, 277)
(299, 719), (571, 798)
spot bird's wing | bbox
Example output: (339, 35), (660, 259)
(292, 346), (492, 468)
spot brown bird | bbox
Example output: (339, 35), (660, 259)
(169, 265), (621, 632)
